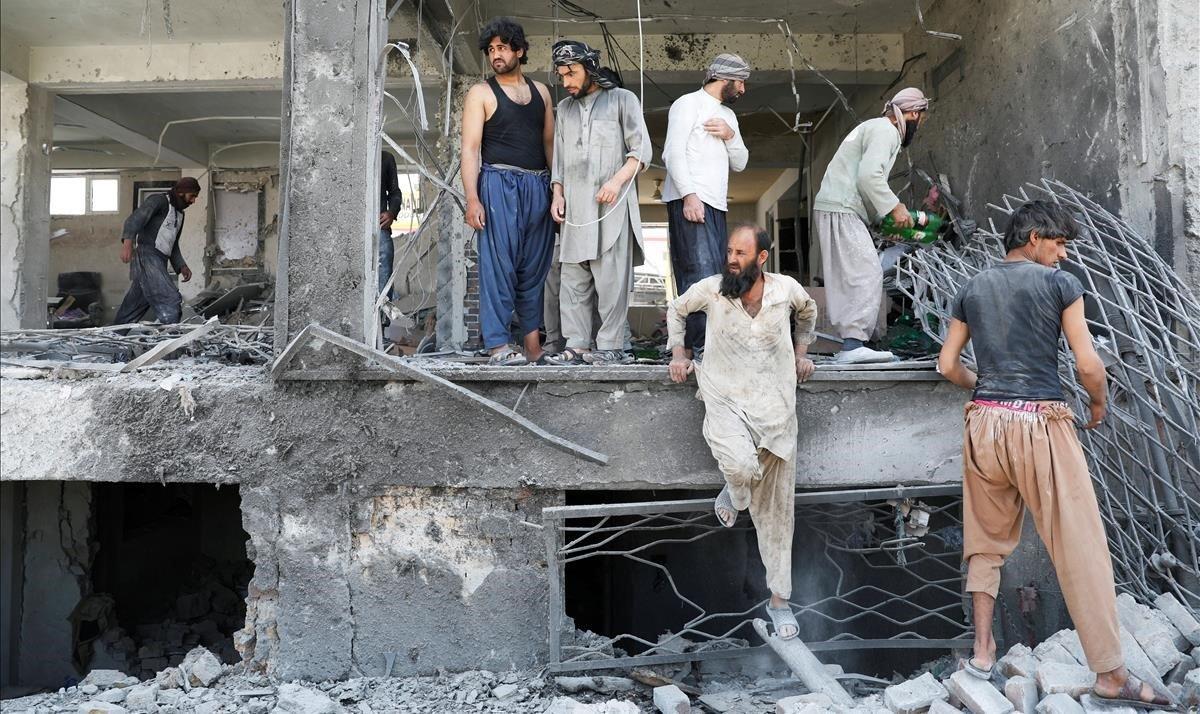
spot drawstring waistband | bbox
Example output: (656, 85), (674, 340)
(483, 162), (550, 177)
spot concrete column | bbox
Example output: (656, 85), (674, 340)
(1, 72), (53, 330)
(275, 0), (385, 352)
(177, 171), (211, 302)
(435, 81), (472, 350)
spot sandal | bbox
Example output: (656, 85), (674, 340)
(959, 657), (994, 681)
(585, 349), (634, 366)
(714, 486), (738, 528)
(545, 348), (588, 366)
(487, 348), (528, 366)
(1091, 674), (1177, 711)
(765, 604), (799, 641)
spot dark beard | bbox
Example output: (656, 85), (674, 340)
(169, 191), (187, 211)
(719, 261), (761, 299)
(720, 81), (740, 105)
(901, 121), (918, 147)
(493, 57), (518, 75)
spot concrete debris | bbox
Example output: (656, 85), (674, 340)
(652, 683), (691, 713)
(776, 692), (834, 713)
(554, 676), (637, 694)
(1033, 662), (1095, 699)
(1003, 676), (1037, 714)
(1154, 593), (1200, 647)
(1033, 693), (1084, 714)
(271, 683), (345, 713)
(943, 671), (1014, 714)
(928, 701), (963, 714)
(76, 703), (128, 714)
(80, 670), (132, 689)
(182, 646), (225, 687)
(751, 617), (856, 708)
(1075, 694), (1137, 714)
(883, 672), (949, 713)
(544, 698), (640, 713)
(1115, 593), (1186, 674)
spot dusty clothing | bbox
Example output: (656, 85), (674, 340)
(113, 248), (183, 324)
(814, 210), (883, 342)
(666, 198), (728, 350)
(667, 273), (818, 461)
(543, 239), (562, 348)
(550, 87), (652, 264)
(668, 273), (817, 597)
(661, 88), (748, 211)
(962, 400), (1123, 673)
(122, 193), (188, 272)
(703, 413), (797, 598)
(559, 222), (633, 351)
(952, 261), (1085, 400)
(813, 116), (902, 224)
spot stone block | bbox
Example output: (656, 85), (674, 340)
(98, 689), (127, 704)
(1117, 627), (1167, 690)
(1076, 693), (1136, 714)
(1154, 593), (1200, 648)
(155, 668), (182, 690)
(1182, 668), (1199, 710)
(492, 683), (518, 699)
(124, 684), (159, 712)
(193, 703), (221, 714)
(270, 683), (343, 714)
(944, 671), (1014, 714)
(1003, 676), (1037, 714)
(1115, 593), (1184, 674)
(998, 646), (1039, 680)
(653, 684), (691, 713)
(1045, 631), (1087, 667)
(928, 701), (962, 714)
(1033, 641), (1079, 667)
(77, 703), (128, 714)
(82, 671), (131, 689)
(182, 647), (223, 688)
(1035, 662), (1095, 698)
(884, 672), (950, 714)
(1033, 693), (1084, 714)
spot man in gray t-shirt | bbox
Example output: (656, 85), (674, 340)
(937, 201), (1174, 710)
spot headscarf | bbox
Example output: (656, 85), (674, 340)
(704, 53), (751, 83)
(883, 87), (929, 140)
(552, 39), (621, 90)
(174, 176), (201, 193)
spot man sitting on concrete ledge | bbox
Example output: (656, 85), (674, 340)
(667, 222), (818, 639)
(938, 200), (1176, 710)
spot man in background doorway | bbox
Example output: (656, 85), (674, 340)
(114, 177), (200, 325)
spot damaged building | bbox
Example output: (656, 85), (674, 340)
(1, 0), (1199, 712)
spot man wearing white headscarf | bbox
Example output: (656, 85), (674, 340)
(662, 53), (751, 358)
(813, 87), (929, 364)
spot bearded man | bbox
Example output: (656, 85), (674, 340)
(667, 223), (818, 640)
(114, 176), (200, 324)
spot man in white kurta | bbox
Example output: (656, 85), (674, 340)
(667, 223), (818, 638)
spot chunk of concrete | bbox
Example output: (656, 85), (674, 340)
(653, 684), (690, 713)
(1003, 676), (1037, 714)
(1115, 593), (1184, 674)
(1182, 668), (1199, 710)
(776, 693), (835, 713)
(492, 683), (518, 699)
(999, 644), (1039, 680)
(270, 683), (344, 714)
(1117, 626), (1167, 691)
(82, 671), (130, 689)
(124, 684), (159, 712)
(555, 676), (637, 694)
(155, 667), (183, 690)
(1033, 641), (1080, 667)
(884, 672), (950, 713)
(1034, 693), (1084, 714)
(944, 671), (1014, 714)
(77, 703), (127, 714)
(1076, 693), (1137, 714)
(1035, 662), (1096, 698)
(182, 647), (223, 688)
(1154, 592), (1200, 647)
(929, 701), (962, 714)
(1045, 631), (1087, 667)
(98, 688), (127, 704)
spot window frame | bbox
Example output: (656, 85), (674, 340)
(49, 173), (122, 217)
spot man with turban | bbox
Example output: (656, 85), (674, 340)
(114, 176), (201, 324)
(546, 40), (652, 366)
(661, 53), (751, 358)
(813, 87), (929, 363)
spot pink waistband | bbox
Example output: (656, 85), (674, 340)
(972, 399), (1046, 414)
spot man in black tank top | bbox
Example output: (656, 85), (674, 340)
(461, 17), (556, 365)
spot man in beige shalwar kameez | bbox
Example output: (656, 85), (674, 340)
(668, 223), (818, 640)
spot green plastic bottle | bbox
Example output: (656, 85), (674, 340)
(879, 210), (946, 244)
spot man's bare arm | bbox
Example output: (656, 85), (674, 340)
(1062, 297), (1107, 428)
(538, 82), (554, 170)
(937, 318), (977, 390)
(460, 84), (488, 230)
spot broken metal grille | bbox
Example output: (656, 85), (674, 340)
(895, 179), (1200, 617)
(542, 485), (972, 673)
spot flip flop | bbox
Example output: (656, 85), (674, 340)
(766, 604), (799, 641)
(959, 657), (994, 681)
(714, 486), (738, 528)
(1091, 674), (1178, 711)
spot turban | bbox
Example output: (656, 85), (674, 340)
(552, 40), (620, 89)
(883, 87), (929, 139)
(174, 176), (201, 193)
(705, 53), (751, 83)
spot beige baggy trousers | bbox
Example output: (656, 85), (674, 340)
(703, 402), (796, 599)
(814, 209), (883, 342)
(962, 400), (1123, 673)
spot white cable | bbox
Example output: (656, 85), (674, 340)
(562, 0), (644, 229)
(154, 116), (279, 166)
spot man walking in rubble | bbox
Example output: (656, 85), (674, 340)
(938, 201), (1175, 710)
(546, 39), (652, 366)
(461, 17), (556, 365)
(114, 177), (200, 325)
(668, 223), (818, 640)
(813, 87), (928, 364)
(662, 53), (751, 360)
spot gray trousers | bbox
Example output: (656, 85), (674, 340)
(814, 209), (883, 342)
(114, 248), (183, 324)
(544, 240), (562, 348)
(559, 226), (633, 351)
